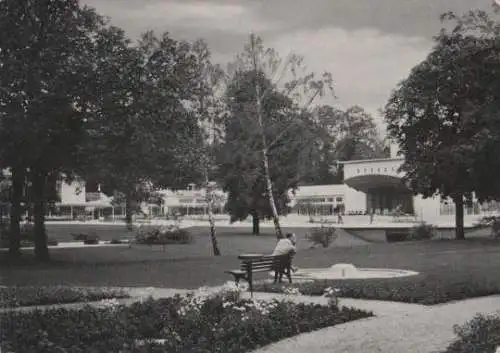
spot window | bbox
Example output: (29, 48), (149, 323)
(336, 197), (343, 202)
(370, 168), (373, 173)
(384, 168), (387, 172)
(377, 168), (380, 172)
(364, 168), (367, 173)
(357, 168), (360, 174)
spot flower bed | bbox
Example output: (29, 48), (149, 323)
(0, 286), (129, 308)
(253, 274), (500, 305)
(0, 283), (372, 353)
(441, 313), (500, 353)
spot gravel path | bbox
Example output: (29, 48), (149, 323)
(249, 294), (500, 353)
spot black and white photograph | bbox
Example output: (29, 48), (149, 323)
(1, 0), (500, 352)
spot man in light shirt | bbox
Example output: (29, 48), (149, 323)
(272, 233), (297, 283)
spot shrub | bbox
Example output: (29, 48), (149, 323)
(0, 283), (372, 353)
(385, 229), (409, 242)
(72, 232), (100, 244)
(476, 216), (498, 228)
(84, 234), (100, 245)
(0, 286), (129, 308)
(305, 226), (337, 247)
(442, 314), (500, 353)
(408, 222), (436, 241)
(135, 225), (193, 245)
(253, 275), (500, 305)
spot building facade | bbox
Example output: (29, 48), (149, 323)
(46, 152), (500, 224)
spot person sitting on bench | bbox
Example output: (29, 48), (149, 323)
(271, 233), (297, 283)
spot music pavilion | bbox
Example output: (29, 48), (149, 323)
(291, 147), (494, 225)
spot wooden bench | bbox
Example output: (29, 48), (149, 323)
(226, 253), (293, 297)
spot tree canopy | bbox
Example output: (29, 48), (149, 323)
(78, 29), (205, 226)
(385, 8), (500, 239)
(218, 70), (304, 230)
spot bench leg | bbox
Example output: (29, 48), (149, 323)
(248, 271), (253, 298)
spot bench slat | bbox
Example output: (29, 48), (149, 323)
(240, 260), (274, 266)
(241, 262), (286, 270)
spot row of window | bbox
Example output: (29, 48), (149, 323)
(355, 166), (398, 174)
(439, 201), (500, 216)
(296, 196), (344, 204)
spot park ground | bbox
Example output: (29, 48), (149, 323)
(2, 223), (500, 352)
(1, 223), (499, 290)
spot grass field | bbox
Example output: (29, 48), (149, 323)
(1, 223), (500, 294)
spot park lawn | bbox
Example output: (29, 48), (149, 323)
(2, 225), (500, 303)
(256, 239), (500, 305)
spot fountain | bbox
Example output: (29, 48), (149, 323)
(270, 263), (418, 281)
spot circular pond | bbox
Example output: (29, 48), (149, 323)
(270, 263), (419, 280)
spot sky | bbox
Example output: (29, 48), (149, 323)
(81, 0), (494, 135)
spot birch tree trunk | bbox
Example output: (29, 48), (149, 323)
(205, 176), (221, 256)
(250, 33), (283, 239)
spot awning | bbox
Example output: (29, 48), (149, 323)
(344, 174), (410, 193)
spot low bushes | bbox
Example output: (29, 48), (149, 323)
(442, 313), (500, 353)
(409, 222), (436, 240)
(254, 275), (500, 305)
(0, 283), (372, 353)
(0, 286), (129, 308)
(305, 226), (337, 247)
(72, 232), (100, 244)
(135, 225), (193, 245)
(385, 223), (436, 242)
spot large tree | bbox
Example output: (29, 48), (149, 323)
(219, 35), (333, 236)
(219, 69), (314, 235)
(301, 105), (388, 186)
(385, 8), (500, 240)
(0, 0), (104, 260)
(80, 29), (204, 229)
(184, 39), (226, 255)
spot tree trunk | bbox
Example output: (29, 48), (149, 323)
(8, 166), (24, 258)
(250, 33), (283, 240)
(454, 194), (465, 240)
(252, 211), (260, 235)
(205, 174), (221, 256)
(32, 171), (49, 262)
(262, 150), (283, 238)
(125, 196), (133, 231)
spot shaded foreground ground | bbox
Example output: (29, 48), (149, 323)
(1, 224), (500, 293)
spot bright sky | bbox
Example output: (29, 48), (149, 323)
(82, 0), (494, 135)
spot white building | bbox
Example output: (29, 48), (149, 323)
(52, 149), (499, 225)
